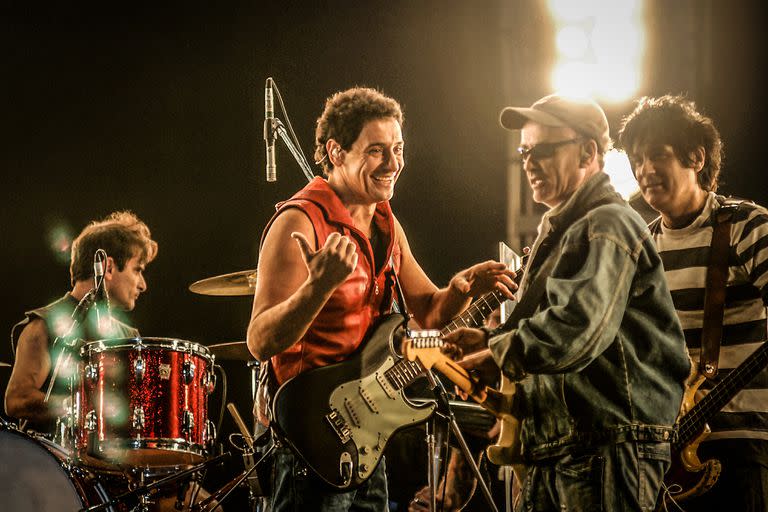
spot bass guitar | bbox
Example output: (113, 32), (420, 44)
(272, 288), (509, 490)
(658, 341), (768, 509)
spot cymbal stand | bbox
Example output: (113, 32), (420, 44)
(425, 370), (499, 512)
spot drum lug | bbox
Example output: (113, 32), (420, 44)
(85, 363), (99, 383)
(85, 410), (97, 432)
(183, 361), (196, 385)
(204, 371), (217, 395)
(182, 410), (195, 435)
(132, 406), (146, 431)
(205, 420), (216, 445)
(73, 391), (81, 428)
(133, 355), (145, 383)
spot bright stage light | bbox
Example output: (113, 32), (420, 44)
(556, 26), (589, 59)
(552, 61), (593, 97)
(548, 0), (643, 102)
(604, 149), (639, 200)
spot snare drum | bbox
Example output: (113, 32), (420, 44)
(77, 337), (216, 467)
(0, 426), (125, 511)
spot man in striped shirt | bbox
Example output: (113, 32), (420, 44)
(620, 95), (768, 511)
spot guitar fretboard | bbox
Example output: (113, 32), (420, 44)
(675, 341), (768, 448)
(384, 289), (506, 391)
(440, 289), (506, 335)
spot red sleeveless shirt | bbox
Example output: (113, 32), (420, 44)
(262, 178), (402, 385)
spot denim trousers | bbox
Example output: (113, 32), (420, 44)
(516, 441), (670, 512)
(267, 445), (389, 512)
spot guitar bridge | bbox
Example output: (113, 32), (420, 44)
(326, 409), (352, 444)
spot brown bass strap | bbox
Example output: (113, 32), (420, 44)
(699, 198), (745, 379)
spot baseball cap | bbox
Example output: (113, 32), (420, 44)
(500, 94), (612, 152)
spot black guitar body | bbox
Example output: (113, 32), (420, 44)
(272, 314), (435, 490)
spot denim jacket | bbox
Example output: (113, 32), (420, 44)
(489, 172), (690, 461)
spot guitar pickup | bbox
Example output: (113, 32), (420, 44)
(358, 387), (379, 414)
(344, 398), (361, 428)
(326, 409), (352, 444)
(376, 371), (397, 399)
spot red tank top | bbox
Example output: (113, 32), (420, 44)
(262, 178), (402, 385)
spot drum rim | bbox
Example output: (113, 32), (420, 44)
(80, 337), (213, 359)
(82, 437), (209, 462)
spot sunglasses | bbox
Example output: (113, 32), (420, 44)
(517, 138), (582, 161)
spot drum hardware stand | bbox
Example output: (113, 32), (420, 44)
(192, 428), (277, 512)
(247, 360), (260, 399)
(424, 369), (499, 512)
(79, 453), (230, 512)
(226, 402), (267, 511)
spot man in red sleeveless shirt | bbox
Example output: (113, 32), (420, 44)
(247, 87), (516, 511)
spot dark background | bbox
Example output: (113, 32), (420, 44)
(1, 1), (766, 508)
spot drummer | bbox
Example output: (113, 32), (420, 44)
(4, 210), (157, 435)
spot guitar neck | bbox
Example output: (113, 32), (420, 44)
(440, 289), (506, 335)
(386, 290), (505, 392)
(676, 341), (768, 447)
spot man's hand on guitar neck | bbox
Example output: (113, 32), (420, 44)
(459, 349), (499, 388)
(443, 327), (490, 356)
(440, 327), (500, 399)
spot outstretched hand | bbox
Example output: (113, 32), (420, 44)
(451, 260), (517, 300)
(292, 231), (358, 290)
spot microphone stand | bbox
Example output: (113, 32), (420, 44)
(269, 117), (314, 183)
(425, 370), (499, 512)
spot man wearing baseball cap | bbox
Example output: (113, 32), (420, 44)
(444, 94), (690, 511)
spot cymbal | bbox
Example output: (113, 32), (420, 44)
(189, 269), (257, 296)
(208, 341), (254, 361)
(0, 361), (10, 368)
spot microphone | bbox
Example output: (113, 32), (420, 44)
(264, 77), (277, 182)
(93, 249), (113, 336)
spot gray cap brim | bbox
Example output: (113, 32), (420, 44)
(499, 107), (569, 130)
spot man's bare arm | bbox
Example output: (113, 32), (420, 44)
(4, 319), (65, 422)
(246, 209), (358, 361)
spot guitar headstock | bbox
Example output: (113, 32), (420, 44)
(402, 329), (444, 369)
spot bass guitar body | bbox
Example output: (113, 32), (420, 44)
(486, 374), (527, 491)
(656, 372), (722, 511)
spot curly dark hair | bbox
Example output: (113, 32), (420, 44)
(314, 87), (404, 176)
(70, 211), (158, 285)
(618, 94), (723, 192)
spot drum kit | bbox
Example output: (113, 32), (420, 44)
(0, 269), (266, 512)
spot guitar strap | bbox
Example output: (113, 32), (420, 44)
(389, 255), (411, 324)
(699, 198), (745, 380)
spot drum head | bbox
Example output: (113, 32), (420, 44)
(0, 428), (85, 511)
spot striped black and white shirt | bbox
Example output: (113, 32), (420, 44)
(651, 192), (768, 441)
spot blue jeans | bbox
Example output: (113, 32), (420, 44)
(517, 441), (670, 512)
(268, 446), (388, 512)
